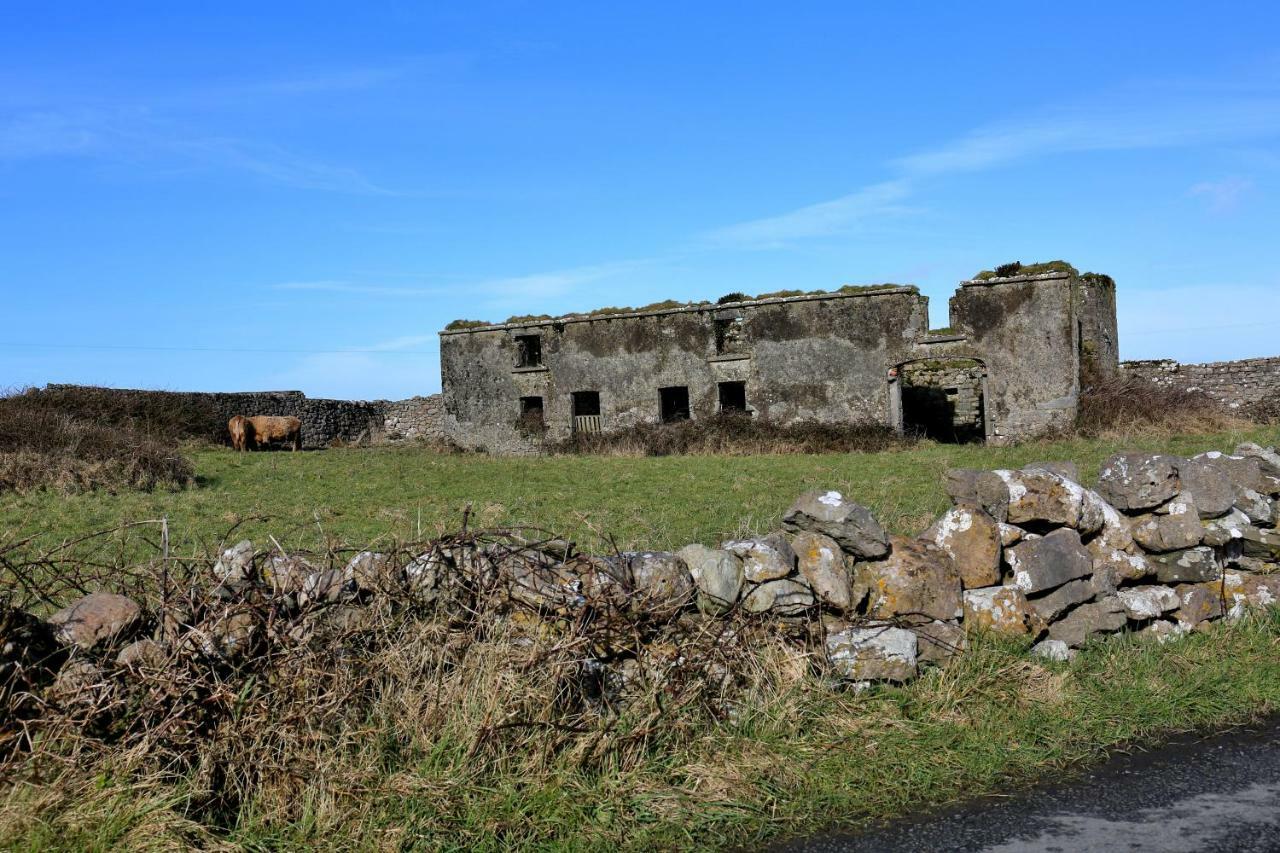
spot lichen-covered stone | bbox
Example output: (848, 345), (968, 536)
(1149, 546), (1221, 584)
(723, 534), (797, 582)
(1086, 538), (1152, 582)
(1174, 584), (1225, 627)
(791, 531), (855, 611)
(1116, 585), (1181, 620)
(1138, 619), (1189, 644)
(742, 577), (814, 615)
(676, 544), (743, 615)
(825, 625), (917, 682)
(628, 552), (695, 611)
(1173, 458), (1235, 518)
(782, 490), (890, 559)
(1027, 578), (1095, 622)
(1234, 489), (1274, 526)
(213, 540), (254, 584)
(1024, 460), (1080, 482)
(922, 506), (1001, 589)
(1096, 453), (1180, 513)
(978, 469), (1100, 532)
(1006, 528), (1093, 594)
(1201, 509), (1254, 548)
(298, 569), (354, 609)
(944, 468), (983, 506)
(962, 586), (1043, 636)
(1241, 527), (1280, 561)
(1221, 570), (1280, 617)
(998, 523), (1024, 546)
(344, 550), (392, 592)
(1047, 595), (1128, 647)
(857, 537), (961, 622)
(1195, 451), (1266, 498)
(49, 592), (143, 651)
(1130, 498), (1203, 552)
(1031, 639), (1076, 662)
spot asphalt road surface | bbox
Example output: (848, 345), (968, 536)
(775, 718), (1280, 853)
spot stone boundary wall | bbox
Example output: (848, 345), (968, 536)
(44, 385), (447, 450)
(1121, 357), (1280, 410)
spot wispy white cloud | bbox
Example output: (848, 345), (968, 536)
(703, 180), (912, 249)
(706, 82), (1280, 249)
(1188, 176), (1253, 213)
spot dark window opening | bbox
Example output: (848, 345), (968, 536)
(514, 334), (543, 368)
(571, 391), (601, 434)
(943, 387), (959, 396)
(714, 317), (744, 354)
(518, 396), (545, 433)
(718, 381), (747, 413)
(659, 386), (691, 423)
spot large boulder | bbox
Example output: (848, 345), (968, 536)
(1096, 453), (1181, 513)
(676, 544), (743, 615)
(48, 593), (143, 651)
(856, 537), (962, 622)
(742, 578), (815, 616)
(1174, 458), (1235, 518)
(723, 534), (797, 583)
(825, 625), (917, 682)
(921, 506), (1002, 589)
(1130, 498), (1203, 552)
(791, 531), (856, 611)
(782, 490), (890, 559)
(1149, 546), (1222, 584)
(1006, 528), (1093, 594)
(977, 469), (1103, 533)
(1117, 585), (1181, 620)
(1047, 595), (1128, 647)
(962, 586), (1044, 636)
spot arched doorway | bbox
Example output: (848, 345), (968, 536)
(894, 358), (987, 443)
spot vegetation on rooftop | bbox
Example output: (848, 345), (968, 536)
(445, 284), (918, 330)
(973, 260), (1080, 280)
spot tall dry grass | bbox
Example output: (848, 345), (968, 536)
(1074, 371), (1250, 438)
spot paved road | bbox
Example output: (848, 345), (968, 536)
(776, 718), (1280, 853)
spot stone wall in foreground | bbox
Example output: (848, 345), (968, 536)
(22, 439), (1280, 701)
(1121, 357), (1280, 411)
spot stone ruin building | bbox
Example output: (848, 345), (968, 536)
(438, 268), (1120, 452)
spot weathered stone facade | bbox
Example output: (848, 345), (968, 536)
(439, 271), (1121, 450)
(1120, 357), (1280, 411)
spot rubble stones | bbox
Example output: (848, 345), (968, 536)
(1007, 529), (1093, 594)
(792, 531), (855, 611)
(1096, 453), (1180, 512)
(825, 625), (917, 682)
(723, 534), (797, 583)
(782, 490), (890, 559)
(49, 593), (142, 651)
(676, 544), (743, 615)
(742, 578), (814, 616)
(922, 506), (1002, 589)
(628, 552), (694, 611)
(116, 638), (166, 669)
(857, 536), (961, 622)
(213, 540), (254, 584)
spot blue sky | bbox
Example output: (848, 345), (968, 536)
(2, 1), (1279, 399)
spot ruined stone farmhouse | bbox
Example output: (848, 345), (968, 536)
(438, 268), (1120, 451)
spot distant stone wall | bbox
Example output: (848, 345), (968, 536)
(44, 385), (448, 450)
(1120, 358), (1280, 411)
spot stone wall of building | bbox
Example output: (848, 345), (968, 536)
(377, 395), (448, 443)
(1120, 358), (1280, 411)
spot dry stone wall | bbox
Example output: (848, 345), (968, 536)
(1121, 358), (1280, 412)
(12, 439), (1280, 709)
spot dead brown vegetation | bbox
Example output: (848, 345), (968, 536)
(1074, 371), (1248, 438)
(0, 389), (195, 494)
(549, 413), (915, 456)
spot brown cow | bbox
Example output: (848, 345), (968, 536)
(246, 415), (302, 451)
(227, 415), (250, 451)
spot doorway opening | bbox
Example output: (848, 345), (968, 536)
(899, 358), (985, 443)
(718, 380), (747, 413)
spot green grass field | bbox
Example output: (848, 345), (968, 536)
(3, 426), (1277, 559)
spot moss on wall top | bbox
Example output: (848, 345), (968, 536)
(972, 260), (1080, 280)
(444, 283), (919, 331)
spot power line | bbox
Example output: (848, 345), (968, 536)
(0, 342), (435, 355)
